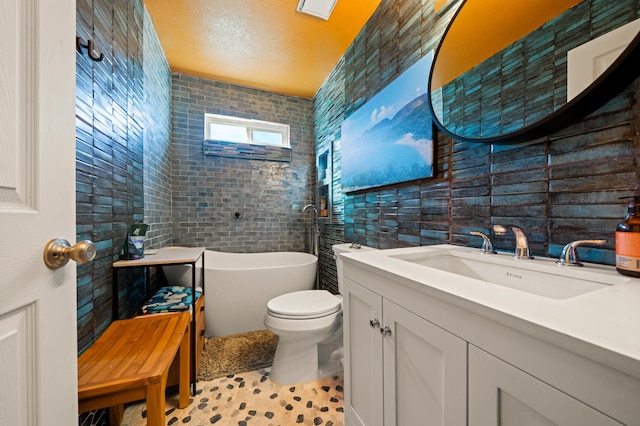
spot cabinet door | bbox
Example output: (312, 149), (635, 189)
(343, 279), (384, 426)
(382, 300), (467, 426)
(469, 345), (624, 426)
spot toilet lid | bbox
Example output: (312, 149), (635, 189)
(267, 290), (341, 319)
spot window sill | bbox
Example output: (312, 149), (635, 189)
(203, 139), (292, 162)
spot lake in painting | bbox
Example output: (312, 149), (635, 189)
(341, 52), (434, 193)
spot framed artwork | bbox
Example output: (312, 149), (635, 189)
(341, 51), (435, 193)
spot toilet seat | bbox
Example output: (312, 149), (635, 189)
(267, 290), (341, 320)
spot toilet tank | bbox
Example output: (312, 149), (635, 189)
(332, 243), (378, 294)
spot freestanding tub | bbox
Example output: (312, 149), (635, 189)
(162, 249), (317, 337)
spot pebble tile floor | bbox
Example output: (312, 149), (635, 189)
(120, 368), (344, 425)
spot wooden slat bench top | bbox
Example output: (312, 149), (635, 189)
(78, 311), (190, 425)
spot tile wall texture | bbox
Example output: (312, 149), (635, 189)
(170, 74), (315, 253)
(75, 0), (171, 352)
(314, 0), (640, 293)
(143, 10), (173, 250)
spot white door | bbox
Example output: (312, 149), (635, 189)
(0, 0), (78, 425)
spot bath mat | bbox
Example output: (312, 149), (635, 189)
(198, 329), (278, 381)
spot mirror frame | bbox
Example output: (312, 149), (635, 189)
(428, 1), (640, 144)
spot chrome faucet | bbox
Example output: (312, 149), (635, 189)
(469, 231), (496, 254)
(556, 239), (607, 267)
(493, 225), (533, 260)
(302, 203), (317, 214)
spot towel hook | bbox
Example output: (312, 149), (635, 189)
(76, 36), (104, 62)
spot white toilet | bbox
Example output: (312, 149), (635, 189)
(264, 243), (376, 384)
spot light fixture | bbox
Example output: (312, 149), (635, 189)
(296, 0), (338, 20)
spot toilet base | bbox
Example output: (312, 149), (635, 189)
(269, 328), (343, 385)
(318, 349), (343, 380)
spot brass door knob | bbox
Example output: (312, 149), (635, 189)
(43, 238), (96, 269)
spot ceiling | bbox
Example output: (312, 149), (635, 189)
(144, 0), (382, 98)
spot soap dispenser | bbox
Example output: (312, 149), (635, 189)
(616, 196), (640, 277)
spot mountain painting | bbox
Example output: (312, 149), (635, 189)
(341, 52), (434, 193)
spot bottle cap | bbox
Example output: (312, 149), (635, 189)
(627, 196), (640, 214)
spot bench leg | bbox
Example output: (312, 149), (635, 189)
(108, 403), (124, 425)
(145, 382), (165, 426)
(178, 327), (190, 408)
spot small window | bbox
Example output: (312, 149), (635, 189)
(205, 114), (290, 148)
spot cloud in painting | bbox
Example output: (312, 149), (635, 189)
(370, 104), (398, 126)
(395, 134), (433, 165)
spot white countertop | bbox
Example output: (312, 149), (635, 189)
(341, 244), (640, 379)
(113, 246), (205, 268)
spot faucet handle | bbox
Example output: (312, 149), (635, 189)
(470, 231), (496, 254)
(492, 224), (508, 235)
(556, 239), (607, 267)
(492, 224), (533, 260)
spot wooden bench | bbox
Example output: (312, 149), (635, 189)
(139, 284), (206, 385)
(78, 311), (190, 426)
(112, 247), (206, 394)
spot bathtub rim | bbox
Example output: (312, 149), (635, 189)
(181, 248), (318, 271)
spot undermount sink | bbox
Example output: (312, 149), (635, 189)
(391, 249), (622, 299)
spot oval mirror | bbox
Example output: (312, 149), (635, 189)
(428, 0), (640, 144)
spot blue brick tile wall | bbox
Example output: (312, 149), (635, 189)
(75, 0), (171, 353)
(170, 74), (315, 252)
(143, 10), (173, 250)
(314, 0), (640, 293)
(313, 60), (347, 293)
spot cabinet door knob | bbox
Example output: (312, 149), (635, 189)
(369, 319), (380, 328)
(380, 326), (392, 336)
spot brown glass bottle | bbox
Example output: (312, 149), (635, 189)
(615, 197), (640, 277)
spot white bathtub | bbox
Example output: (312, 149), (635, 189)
(162, 249), (317, 337)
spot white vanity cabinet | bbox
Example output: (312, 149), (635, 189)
(343, 278), (383, 426)
(341, 250), (640, 426)
(469, 346), (623, 426)
(343, 278), (467, 426)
